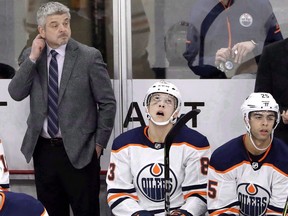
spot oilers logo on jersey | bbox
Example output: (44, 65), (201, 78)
(238, 183), (270, 216)
(239, 13), (253, 27)
(136, 163), (178, 202)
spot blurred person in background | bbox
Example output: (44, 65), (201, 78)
(183, 0), (283, 79)
(255, 37), (288, 145)
(0, 63), (15, 79)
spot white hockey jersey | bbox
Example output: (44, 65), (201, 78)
(106, 126), (211, 216)
(207, 135), (288, 216)
(0, 140), (9, 190)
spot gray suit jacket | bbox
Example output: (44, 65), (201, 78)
(8, 38), (116, 169)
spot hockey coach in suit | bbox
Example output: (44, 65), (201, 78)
(8, 2), (116, 216)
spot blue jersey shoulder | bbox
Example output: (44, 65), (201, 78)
(173, 125), (210, 148)
(2, 191), (46, 215)
(267, 137), (288, 174)
(210, 135), (246, 171)
(112, 126), (147, 151)
(210, 135), (288, 174)
(112, 125), (209, 151)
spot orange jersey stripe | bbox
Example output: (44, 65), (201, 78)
(210, 207), (239, 216)
(184, 191), (207, 200)
(107, 193), (139, 203)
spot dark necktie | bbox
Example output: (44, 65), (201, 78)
(48, 50), (59, 138)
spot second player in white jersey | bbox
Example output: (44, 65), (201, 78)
(207, 93), (288, 216)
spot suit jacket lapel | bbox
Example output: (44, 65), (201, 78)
(59, 39), (78, 104)
(38, 49), (48, 105)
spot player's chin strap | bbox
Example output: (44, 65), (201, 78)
(245, 118), (274, 152)
(248, 132), (273, 152)
(147, 110), (178, 126)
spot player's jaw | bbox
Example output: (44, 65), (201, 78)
(57, 32), (69, 42)
(251, 127), (272, 147)
(151, 109), (169, 122)
(150, 106), (173, 122)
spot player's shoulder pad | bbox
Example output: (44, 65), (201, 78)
(210, 135), (246, 171)
(112, 126), (146, 151)
(268, 137), (288, 174)
(3, 191), (46, 214)
(173, 125), (210, 148)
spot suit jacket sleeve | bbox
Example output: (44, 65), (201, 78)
(8, 52), (38, 101)
(89, 49), (116, 148)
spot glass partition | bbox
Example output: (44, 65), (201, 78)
(1, 0), (288, 175)
(131, 0), (288, 79)
(0, 0), (113, 79)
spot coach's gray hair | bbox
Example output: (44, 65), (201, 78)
(37, 2), (71, 27)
